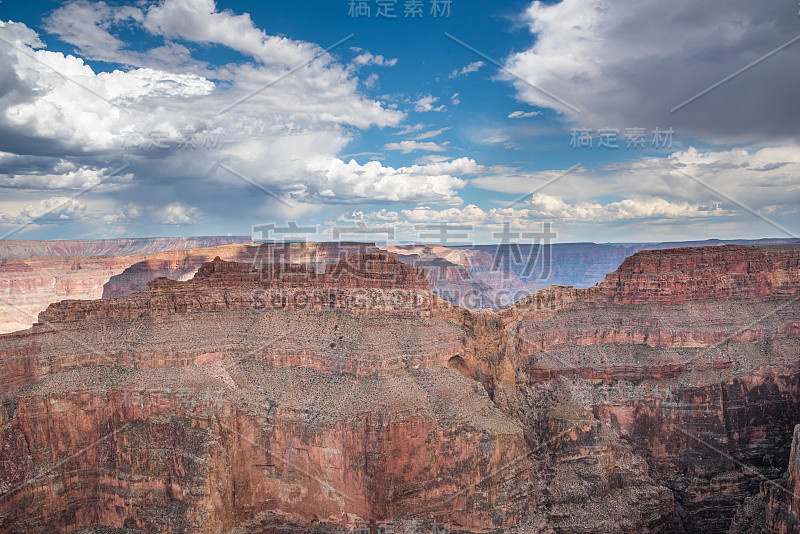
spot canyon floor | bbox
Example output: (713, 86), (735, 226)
(0, 242), (799, 533)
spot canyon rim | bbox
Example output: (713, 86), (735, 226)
(0, 243), (798, 533)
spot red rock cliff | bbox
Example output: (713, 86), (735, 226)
(1, 244), (800, 533)
(510, 245), (800, 532)
(512, 244), (800, 314)
(601, 245), (800, 304)
(0, 252), (526, 533)
(764, 424), (800, 532)
(35, 254), (431, 326)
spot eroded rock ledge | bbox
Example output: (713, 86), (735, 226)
(0, 244), (799, 533)
(512, 244), (800, 313)
(36, 253), (434, 325)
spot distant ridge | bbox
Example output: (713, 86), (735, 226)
(0, 236), (252, 259)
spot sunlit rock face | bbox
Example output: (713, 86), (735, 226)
(0, 245), (799, 533)
(0, 241), (385, 335)
(0, 238), (252, 335)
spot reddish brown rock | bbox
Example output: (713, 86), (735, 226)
(0, 253), (531, 532)
(764, 424), (800, 533)
(1, 244), (799, 533)
(511, 245), (800, 314)
(0, 241), (386, 335)
(600, 245), (800, 304)
(35, 254), (431, 327)
(0, 243), (263, 334)
(101, 242), (386, 299)
(0, 368), (530, 533)
(511, 245), (800, 533)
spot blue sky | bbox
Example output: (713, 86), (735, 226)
(0, 0), (798, 244)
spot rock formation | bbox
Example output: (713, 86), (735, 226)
(0, 252), (528, 533)
(385, 239), (800, 310)
(0, 244), (799, 533)
(764, 424), (800, 533)
(3, 237), (797, 335)
(0, 242), (257, 334)
(0, 242), (376, 335)
(510, 245), (800, 533)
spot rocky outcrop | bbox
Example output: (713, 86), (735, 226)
(386, 239), (800, 311)
(4, 239), (794, 336)
(0, 242), (381, 335)
(764, 424), (800, 533)
(0, 254), (528, 533)
(600, 245), (800, 304)
(506, 246), (800, 356)
(196, 252), (429, 291)
(512, 245), (800, 533)
(513, 245), (800, 313)
(36, 254), (431, 327)
(0, 243), (260, 335)
(0, 241), (390, 335)
(101, 242), (385, 299)
(1, 244), (800, 533)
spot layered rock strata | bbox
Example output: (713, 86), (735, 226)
(510, 245), (800, 533)
(0, 245), (799, 533)
(0, 253), (528, 533)
(0, 242), (381, 334)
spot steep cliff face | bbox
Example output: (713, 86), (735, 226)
(0, 254), (141, 334)
(1, 242), (387, 335)
(512, 245), (800, 533)
(1, 245), (799, 533)
(37, 254), (431, 327)
(0, 253), (530, 533)
(0, 368), (529, 533)
(5, 240), (793, 336)
(601, 245), (800, 304)
(0, 244), (263, 335)
(388, 240), (800, 311)
(101, 242), (385, 299)
(764, 424), (800, 533)
(512, 245), (800, 312)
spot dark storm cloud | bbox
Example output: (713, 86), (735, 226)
(505, 0), (800, 144)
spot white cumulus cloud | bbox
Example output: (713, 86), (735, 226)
(449, 60), (484, 78)
(508, 110), (541, 119)
(414, 94), (446, 113)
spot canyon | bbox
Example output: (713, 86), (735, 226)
(0, 238), (250, 335)
(3, 237), (796, 336)
(0, 244), (798, 533)
(0, 241), (364, 335)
